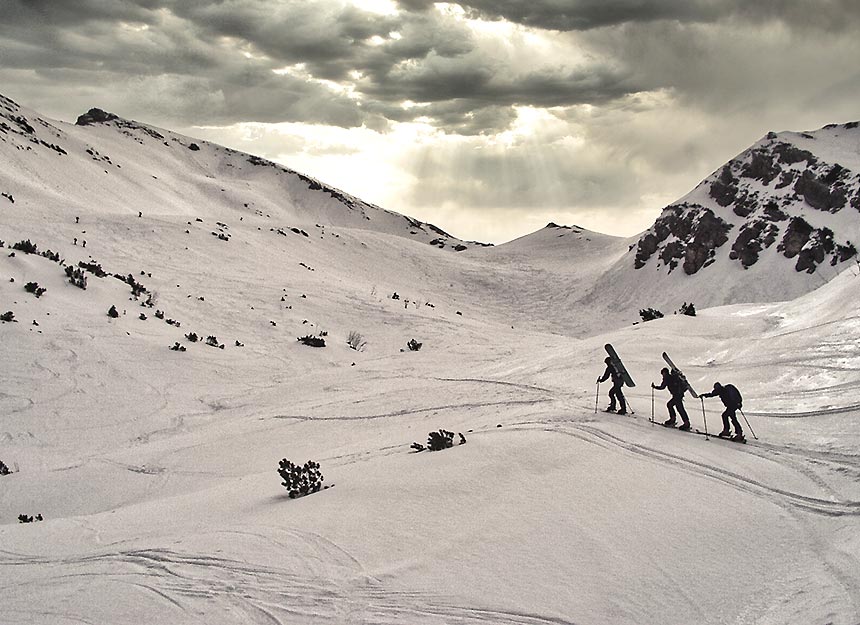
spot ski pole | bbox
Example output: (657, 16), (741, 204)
(739, 408), (758, 440)
(594, 381), (600, 414)
(700, 397), (709, 440)
(650, 386), (655, 425)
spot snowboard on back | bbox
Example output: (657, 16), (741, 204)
(604, 344), (635, 387)
(662, 352), (698, 398)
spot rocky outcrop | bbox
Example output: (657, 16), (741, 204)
(76, 108), (119, 126)
(635, 203), (732, 274)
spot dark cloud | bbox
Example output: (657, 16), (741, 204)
(396, 0), (860, 32)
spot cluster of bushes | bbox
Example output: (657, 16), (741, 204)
(277, 459), (330, 498)
(411, 429), (467, 452)
(678, 302), (696, 316)
(205, 335), (224, 349)
(18, 514), (43, 523)
(113, 272), (147, 297)
(65, 266), (88, 289)
(170, 342), (186, 352)
(1, 311), (15, 323)
(406, 339), (422, 351)
(24, 282), (46, 298)
(78, 260), (107, 277)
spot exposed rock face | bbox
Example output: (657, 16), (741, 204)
(634, 122), (860, 277)
(76, 108), (119, 126)
(635, 203), (732, 274)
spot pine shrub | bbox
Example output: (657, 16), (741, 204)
(678, 302), (697, 316)
(24, 282), (46, 298)
(12, 239), (38, 254)
(298, 335), (326, 347)
(277, 459), (325, 498)
(65, 266), (88, 289)
(639, 308), (664, 322)
(407, 338), (422, 351)
(0, 459), (10, 475)
(1, 311), (15, 323)
(108, 305), (119, 318)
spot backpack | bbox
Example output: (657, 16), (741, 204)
(724, 384), (742, 408)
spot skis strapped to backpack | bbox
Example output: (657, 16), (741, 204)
(605, 344), (636, 387)
(662, 352), (698, 398)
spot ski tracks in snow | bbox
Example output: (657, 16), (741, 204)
(0, 527), (578, 625)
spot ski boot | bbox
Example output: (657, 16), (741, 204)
(678, 422), (691, 431)
(717, 430), (732, 438)
(605, 406), (617, 413)
(662, 418), (676, 426)
(731, 433), (746, 443)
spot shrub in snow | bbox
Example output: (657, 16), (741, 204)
(639, 308), (664, 322)
(24, 282), (46, 298)
(678, 302), (697, 316)
(277, 459), (326, 498)
(205, 335), (224, 349)
(12, 239), (38, 254)
(78, 260), (107, 277)
(298, 335), (326, 347)
(347, 330), (367, 351)
(107, 305), (119, 318)
(0, 459), (10, 475)
(413, 429), (467, 452)
(170, 342), (186, 352)
(139, 313), (147, 320)
(1, 311), (15, 323)
(407, 339), (422, 351)
(391, 292), (400, 300)
(155, 310), (164, 319)
(65, 266), (88, 289)
(18, 514), (43, 523)
(114, 273), (147, 297)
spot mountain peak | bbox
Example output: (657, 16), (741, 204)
(75, 108), (120, 126)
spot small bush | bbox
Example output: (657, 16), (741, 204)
(407, 338), (422, 351)
(0, 459), (10, 475)
(1, 311), (15, 323)
(205, 335), (224, 348)
(347, 330), (367, 351)
(170, 342), (186, 352)
(18, 514), (43, 523)
(65, 266), (88, 289)
(413, 429), (467, 452)
(277, 459), (325, 498)
(108, 305), (119, 318)
(139, 313), (147, 320)
(639, 308), (664, 322)
(298, 335), (326, 347)
(155, 309), (165, 319)
(678, 302), (697, 316)
(24, 282), (46, 298)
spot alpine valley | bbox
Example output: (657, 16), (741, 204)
(2, 93), (859, 625)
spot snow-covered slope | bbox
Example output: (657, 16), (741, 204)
(593, 122), (860, 311)
(2, 96), (860, 625)
(0, 94), (484, 252)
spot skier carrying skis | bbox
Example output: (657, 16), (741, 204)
(597, 356), (627, 415)
(701, 382), (745, 442)
(652, 367), (690, 430)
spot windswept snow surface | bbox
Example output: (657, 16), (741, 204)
(2, 99), (860, 625)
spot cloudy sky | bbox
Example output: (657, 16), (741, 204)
(3, 1), (859, 243)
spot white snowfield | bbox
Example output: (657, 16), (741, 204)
(1, 97), (859, 625)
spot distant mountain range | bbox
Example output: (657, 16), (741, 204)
(2, 92), (858, 320)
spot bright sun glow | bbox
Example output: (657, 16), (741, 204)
(349, 0), (399, 15)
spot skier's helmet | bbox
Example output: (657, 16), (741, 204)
(661, 367), (670, 375)
(604, 357), (612, 364)
(713, 382), (723, 391)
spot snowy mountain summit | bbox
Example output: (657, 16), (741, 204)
(633, 122), (860, 278)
